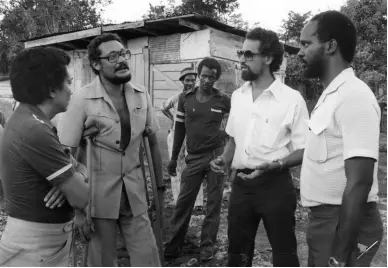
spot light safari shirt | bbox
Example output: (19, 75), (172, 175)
(58, 77), (159, 219)
(300, 68), (380, 207)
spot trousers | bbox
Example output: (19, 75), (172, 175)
(87, 186), (160, 266)
(0, 217), (73, 266)
(227, 169), (300, 267)
(164, 146), (225, 254)
(307, 202), (383, 267)
(167, 129), (204, 206)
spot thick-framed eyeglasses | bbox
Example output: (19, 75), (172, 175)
(99, 49), (131, 63)
(236, 49), (262, 61)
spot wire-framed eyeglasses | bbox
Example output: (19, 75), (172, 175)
(99, 49), (131, 63)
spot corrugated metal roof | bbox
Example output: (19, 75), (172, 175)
(22, 13), (299, 54)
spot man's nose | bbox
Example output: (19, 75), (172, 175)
(238, 56), (246, 64)
(297, 48), (304, 59)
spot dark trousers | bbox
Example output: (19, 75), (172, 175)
(227, 169), (300, 267)
(307, 202), (383, 267)
(164, 146), (225, 254)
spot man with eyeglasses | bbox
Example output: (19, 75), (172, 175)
(164, 57), (231, 261)
(58, 33), (163, 266)
(210, 27), (309, 266)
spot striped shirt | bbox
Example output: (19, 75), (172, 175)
(301, 68), (381, 207)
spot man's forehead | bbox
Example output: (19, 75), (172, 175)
(184, 74), (196, 79)
(301, 21), (318, 39)
(242, 39), (261, 52)
(200, 65), (217, 75)
(98, 40), (124, 54)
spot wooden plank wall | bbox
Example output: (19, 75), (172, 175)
(152, 62), (192, 108)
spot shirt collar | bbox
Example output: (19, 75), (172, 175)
(19, 103), (55, 131)
(185, 85), (222, 96)
(241, 79), (283, 101)
(314, 68), (355, 111)
(85, 77), (144, 99)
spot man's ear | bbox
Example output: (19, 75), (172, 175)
(91, 60), (101, 72)
(49, 89), (56, 99)
(265, 55), (274, 67)
(325, 39), (338, 55)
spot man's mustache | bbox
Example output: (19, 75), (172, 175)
(115, 62), (129, 71)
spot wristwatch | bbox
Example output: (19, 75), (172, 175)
(329, 257), (339, 267)
(272, 158), (284, 171)
(329, 257), (345, 267)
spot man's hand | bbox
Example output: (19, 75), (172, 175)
(167, 160), (177, 176)
(83, 125), (99, 139)
(76, 162), (88, 183)
(237, 170), (264, 180)
(74, 209), (94, 243)
(143, 126), (153, 137)
(210, 156), (227, 175)
(44, 187), (66, 209)
(237, 161), (278, 180)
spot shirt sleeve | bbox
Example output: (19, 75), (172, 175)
(58, 92), (86, 147)
(175, 93), (185, 123)
(161, 93), (179, 111)
(225, 92), (236, 137)
(20, 124), (75, 186)
(146, 90), (160, 133)
(289, 94), (309, 151)
(223, 94), (232, 113)
(335, 94), (380, 160)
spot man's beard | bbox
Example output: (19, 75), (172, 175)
(183, 84), (193, 91)
(108, 73), (132, 85)
(241, 67), (260, 81)
(303, 49), (325, 79)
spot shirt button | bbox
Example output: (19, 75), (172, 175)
(122, 173), (125, 178)
(116, 140), (120, 144)
(115, 120), (119, 124)
(131, 132), (134, 136)
(122, 152), (126, 156)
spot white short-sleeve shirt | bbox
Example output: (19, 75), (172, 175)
(300, 68), (381, 207)
(225, 79), (309, 169)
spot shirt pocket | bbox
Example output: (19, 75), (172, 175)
(260, 120), (280, 149)
(210, 107), (224, 122)
(306, 120), (328, 162)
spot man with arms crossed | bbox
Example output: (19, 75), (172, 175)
(59, 33), (164, 266)
(0, 47), (89, 266)
(298, 11), (383, 266)
(164, 57), (230, 261)
(211, 27), (309, 267)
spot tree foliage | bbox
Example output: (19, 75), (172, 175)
(142, 0), (249, 30)
(280, 11), (311, 45)
(341, 0), (387, 95)
(284, 0), (387, 98)
(0, 0), (112, 74)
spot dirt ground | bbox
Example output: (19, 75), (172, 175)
(0, 152), (386, 267)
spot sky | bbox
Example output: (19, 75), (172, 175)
(102, 0), (348, 33)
